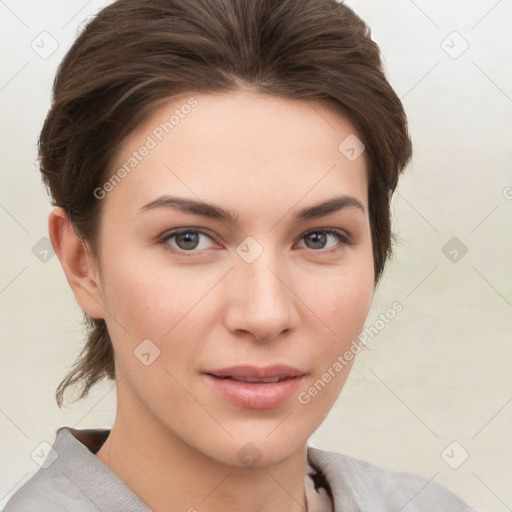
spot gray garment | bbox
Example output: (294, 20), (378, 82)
(4, 426), (475, 512)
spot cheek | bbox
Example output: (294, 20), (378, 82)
(297, 268), (373, 413)
(332, 275), (374, 334)
(306, 259), (374, 336)
(301, 254), (374, 375)
(98, 249), (225, 356)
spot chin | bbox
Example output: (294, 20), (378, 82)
(199, 423), (310, 469)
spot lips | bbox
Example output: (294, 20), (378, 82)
(203, 365), (306, 409)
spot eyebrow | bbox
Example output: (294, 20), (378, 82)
(139, 194), (365, 224)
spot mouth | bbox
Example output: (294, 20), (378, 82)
(210, 375), (290, 383)
(204, 364), (305, 381)
(202, 365), (306, 409)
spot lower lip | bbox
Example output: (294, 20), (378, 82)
(203, 374), (304, 409)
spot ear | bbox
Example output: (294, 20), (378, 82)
(48, 207), (105, 319)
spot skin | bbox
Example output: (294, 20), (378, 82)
(49, 90), (375, 512)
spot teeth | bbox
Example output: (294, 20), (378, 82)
(230, 376), (287, 383)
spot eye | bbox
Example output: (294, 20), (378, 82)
(297, 228), (352, 253)
(160, 229), (217, 254)
(159, 227), (353, 256)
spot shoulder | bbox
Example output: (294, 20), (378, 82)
(3, 427), (87, 511)
(3, 458), (86, 512)
(307, 446), (476, 512)
(4, 426), (149, 512)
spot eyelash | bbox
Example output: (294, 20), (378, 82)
(158, 228), (353, 257)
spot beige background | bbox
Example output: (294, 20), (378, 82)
(1, 1), (511, 510)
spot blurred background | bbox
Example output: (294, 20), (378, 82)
(0, 1), (511, 510)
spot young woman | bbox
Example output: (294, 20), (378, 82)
(5, 0), (475, 511)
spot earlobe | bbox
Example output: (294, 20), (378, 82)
(48, 207), (105, 319)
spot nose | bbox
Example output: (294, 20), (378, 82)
(223, 248), (301, 342)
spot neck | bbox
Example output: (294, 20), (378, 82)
(96, 382), (308, 512)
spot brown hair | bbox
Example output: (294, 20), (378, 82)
(40, 0), (412, 407)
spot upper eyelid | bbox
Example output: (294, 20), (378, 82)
(160, 227), (216, 242)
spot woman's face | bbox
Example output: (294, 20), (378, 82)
(93, 91), (374, 466)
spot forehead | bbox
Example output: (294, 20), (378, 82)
(105, 91), (368, 220)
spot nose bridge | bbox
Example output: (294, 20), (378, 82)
(225, 240), (299, 340)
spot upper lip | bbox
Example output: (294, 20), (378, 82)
(204, 365), (305, 379)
